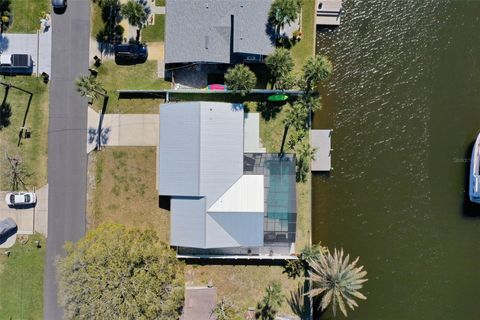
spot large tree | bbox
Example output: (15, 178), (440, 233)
(121, 0), (148, 41)
(302, 54), (333, 92)
(269, 0), (301, 35)
(224, 64), (257, 95)
(266, 48), (294, 87)
(57, 224), (185, 320)
(255, 281), (284, 320)
(306, 248), (368, 317)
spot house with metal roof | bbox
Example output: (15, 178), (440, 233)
(164, 0), (297, 65)
(158, 102), (297, 256)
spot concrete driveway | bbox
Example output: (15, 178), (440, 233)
(0, 185), (48, 236)
(0, 28), (52, 76)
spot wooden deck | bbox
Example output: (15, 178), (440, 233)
(315, 0), (343, 26)
(311, 129), (332, 171)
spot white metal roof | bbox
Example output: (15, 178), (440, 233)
(208, 175), (264, 213)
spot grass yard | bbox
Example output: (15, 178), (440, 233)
(291, 0), (315, 71)
(9, 0), (49, 33)
(185, 264), (302, 317)
(0, 234), (45, 319)
(155, 0), (165, 6)
(91, 1), (104, 40)
(87, 147), (170, 242)
(94, 60), (171, 113)
(142, 14), (165, 43)
(0, 77), (49, 190)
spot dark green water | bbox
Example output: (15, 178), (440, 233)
(312, 1), (480, 319)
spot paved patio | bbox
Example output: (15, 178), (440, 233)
(87, 107), (159, 153)
(180, 287), (217, 320)
(0, 184), (49, 248)
(0, 28), (52, 76)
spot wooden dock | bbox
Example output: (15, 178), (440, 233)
(311, 129), (332, 171)
(315, 0), (343, 27)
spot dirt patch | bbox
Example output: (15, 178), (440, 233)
(87, 147), (170, 242)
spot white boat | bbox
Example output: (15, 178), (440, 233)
(469, 133), (480, 203)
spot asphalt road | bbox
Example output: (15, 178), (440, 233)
(44, 1), (91, 319)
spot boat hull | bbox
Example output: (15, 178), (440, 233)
(469, 133), (480, 203)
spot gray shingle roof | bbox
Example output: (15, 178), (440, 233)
(165, 0), (277, 64)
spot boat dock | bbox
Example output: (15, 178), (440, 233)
(311, 129), (332, 171)
(315, 0), (343, 27)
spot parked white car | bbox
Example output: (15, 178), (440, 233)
(5, 192), (37, 206)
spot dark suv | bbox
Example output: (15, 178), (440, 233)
(114, 44), (148, 65)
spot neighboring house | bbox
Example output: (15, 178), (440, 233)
(164, 0), (297, 65)
(157, 102), (297, 257)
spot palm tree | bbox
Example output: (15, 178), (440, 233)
(224, 64), (257, 96)
(306, 248), (368, 317)
(265, 48), (294, 87)
(280, 102), (308, 153)
(295, 141), (316, 182)
(256, 281), (284, 320)
(269, 0), (301, 35)
(75, 76), (106, 102)
(121, 0), (148, 42)
(302, 55), (333, 93)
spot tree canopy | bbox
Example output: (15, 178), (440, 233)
(75, 75), (105, 101)
(266, 48), (294, 85)
(269, 0), (301, 34)
(57, 223), (185, 320)
(302, 54), (333, 91)
(121, 0), (148, 29)
(306, 248), (368, 317)
(255, 281), (284, 320)
(224, 64), (257, 95)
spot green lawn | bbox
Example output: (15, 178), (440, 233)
(0, 234), (46, 319)
(91, 2), (104, 40)
(9, 0), (49, 33)
(142, 14), (165, 43)
(0, 77), (49, 190)
(155, 0), (165, 6)
(94, 60), (171, 113)
(291, 0), (315, 71)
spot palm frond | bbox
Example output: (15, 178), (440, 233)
(306, 247), (368, 317)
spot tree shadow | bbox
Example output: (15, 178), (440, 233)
(0, 101), (11, 129)
(16, 91), (34, 147)
(96, 3), (124, 56)
(257, 101), (284, 121)
(0, 34), (9, 53)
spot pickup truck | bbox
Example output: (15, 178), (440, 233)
(0, 54), (34, 75)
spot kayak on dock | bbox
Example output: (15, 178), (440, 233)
(469, 133), (480, 203)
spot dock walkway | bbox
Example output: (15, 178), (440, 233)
(315, 0), (343, 27)
(311, 129), (332, 171)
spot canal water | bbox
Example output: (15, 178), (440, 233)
(312, 0), (480, 319)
